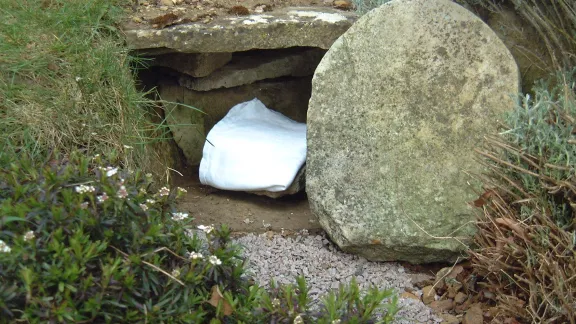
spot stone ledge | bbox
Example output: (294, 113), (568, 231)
(123, 7), (358, 53)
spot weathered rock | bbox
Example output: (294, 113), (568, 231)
(429, 299), (455, 313)
(307, 0), (519, 263)
(151, 52), (232, 77)
(454, 292), (467, 305)
(486, 5), (553, 92)
(158, 77), (311, 165)
(123, 7), (358, 53)
(400, 291), (420, 301)
(438, 313), (460, 324)
(159, 83), (206, 165)
(422, 286), (437, 305)
(180, 48), (326, 91)
(462, 304), (483, 324)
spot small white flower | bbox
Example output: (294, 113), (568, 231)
(177, 187), (187, 193)
(293, 315), (304, 324)
(145, 173), (152, 178)
(117, 186), (128, 199)
(272, 298), (280, 308)
(96, 192), (109, 203)
(0, 240), (11, 253)
(123, 145), (133, 149)
(158, 187), (170, 196)
(146, 199), (156, 204)
(80, 202), (89, 209)
(75, 76), (82, 82)
(208, 255), (222, 266)
(23, 231), (35, 241)
(197, 225), (214, 234)
(91, 132), (97, 136)
(103, 167), (118, 177)
(139, 203), (148, 211)
(171, 212), (189, 221)
(189, 252), (203, 260)
(331, 320), (341, 324)
(171, 268), (181, 277)
(139, 188), (147, 195)
(75, 185), (96, 194)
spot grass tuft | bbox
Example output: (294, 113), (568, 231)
(0, 0), (163, 174)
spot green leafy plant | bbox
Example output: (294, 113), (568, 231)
(0, 152), (399, 323)
(0, 151), (253, 322)
(255, 276), (399, 323)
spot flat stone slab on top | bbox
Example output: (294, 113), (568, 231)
(123, 7), (358, 53)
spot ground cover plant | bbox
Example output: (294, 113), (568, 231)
(0, 1), (400, 322)
(0, 152), (400, 323)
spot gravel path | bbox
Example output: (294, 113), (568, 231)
(233, 232), (441, 323)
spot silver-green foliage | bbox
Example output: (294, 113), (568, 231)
(502, 69), (576, 182)
(352, 0), (393, 15)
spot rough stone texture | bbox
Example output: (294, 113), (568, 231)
(485, 6), (554, 92)
(179, 48), (326, 91)
(307, 0), (519, 263)
(158, 77), (311, 166)
(123, 7), (357, 53)
(250, 165), (306, 198)
(150, 52), (232, 77)
(158, 83), (206, 166)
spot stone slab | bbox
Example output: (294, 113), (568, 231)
(123, 7), (358, 53)
(180, 48), (326, 91)
(306, 0), (519, 263)
(151, 52), (232, 77)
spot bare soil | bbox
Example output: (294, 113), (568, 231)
(172, 167), (321, 234)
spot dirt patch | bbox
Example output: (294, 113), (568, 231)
(122, 0), (353, 30)
(173, 167), (321, 234)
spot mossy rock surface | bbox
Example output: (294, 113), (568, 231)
(307, 0), (520, 264)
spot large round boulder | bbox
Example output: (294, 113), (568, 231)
(306, 0), (519, 263)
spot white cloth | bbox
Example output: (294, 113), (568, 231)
(199, 98), (306, 192)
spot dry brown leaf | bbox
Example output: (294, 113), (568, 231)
(209, 285), (233, 316)
(495, 218), (527, 240)
(472, 189), (495, 207)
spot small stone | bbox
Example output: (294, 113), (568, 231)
(429, 299), (454, 313)
(462, 304), (483, 324)
(447, 281), (463, 298)
(421, 286), (436, 305)
(132, 16), (143, 23)
(438, 313), (460, 324)
(254, 5), (265, 13)
(159, 6), (168, 11)
(157, 0), (173, 6)
(454, 292), (467, 304)
(400, 292), (420, 301)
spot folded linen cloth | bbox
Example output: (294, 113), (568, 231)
(199, 98), (307, 192)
